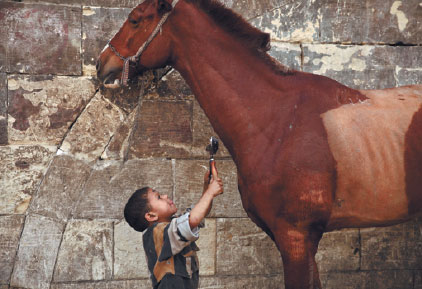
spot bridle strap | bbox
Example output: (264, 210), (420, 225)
(109, 0), (180, 86)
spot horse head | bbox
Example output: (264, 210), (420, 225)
(97, 0), (177, 88)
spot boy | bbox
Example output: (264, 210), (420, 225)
(124, 162), (223, 289)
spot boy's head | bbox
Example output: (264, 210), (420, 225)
(124, 187), (178, 232)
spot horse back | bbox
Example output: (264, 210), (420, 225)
(322, 85), (422, 230)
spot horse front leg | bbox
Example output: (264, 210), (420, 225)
(274, 221), (323, 289)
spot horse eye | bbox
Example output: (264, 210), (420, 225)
(129, 19), (138, 25)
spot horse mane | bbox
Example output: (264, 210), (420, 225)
(185, 0), (293, 75)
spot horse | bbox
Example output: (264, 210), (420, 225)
(96, 0), (422, 287)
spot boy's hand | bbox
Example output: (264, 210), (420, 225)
(205, 161), (223, 197)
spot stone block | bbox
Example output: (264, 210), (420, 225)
(199, 274), (284, 289)
(250, 0), (421, 45)
(73, 159), (173, 219)
(114, 220), (149, 279)
(250, 1), (320, 43)
(101, 109), (136, 160)
(216, 218), (283, 275)
(415, 271), (422, 289)
(144, 69), (193, 101)
(128, 100), (193, 158)
(82, 6), (132, 76)
(99, 84), (143, 113)
(0, 117), (6, 146)
(392, 46), (422, 87)
(59, 92), (125, 162)
(0, 73), (6, 116)
(7, 75), (96, 145)
(0, 145), (56, 214)
(0, 73), (6, 145)
(316, 229), (360, 273)
(20, 0), (140, 7)
(29, 155), (92, 222)
(50, 279), (152, 289)
(0, 2), (81, 75)
(321, 270), (414, 289)
(361, 218), (422, 270)
(269, 42), (302, 71)
(363, 270), (414, 289)
(221, 0), (284, 20)
(302, 44), (422, 89)
(0, 215), (25, 284)
(53, 220), (113, 282)
(318, 0), (422, 45)
(174, 160), (246, 218)
(11, 214), (64, 289)
(196, 218), (217, 276)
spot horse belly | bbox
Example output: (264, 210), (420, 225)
(322, 85), (422, 230)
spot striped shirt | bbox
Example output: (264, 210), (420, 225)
(143, 212), (200, 289)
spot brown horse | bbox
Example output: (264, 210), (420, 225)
(96, 0), (422, 288)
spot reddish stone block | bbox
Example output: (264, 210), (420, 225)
(0, 2), (81, 75)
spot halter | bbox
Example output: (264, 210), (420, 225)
(108, 0), (179, 86)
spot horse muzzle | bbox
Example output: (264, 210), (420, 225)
(96, 58), (123, 89)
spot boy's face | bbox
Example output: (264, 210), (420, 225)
(146, 188), (177, 223)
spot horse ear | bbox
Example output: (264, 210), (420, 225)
(157, 0), (172, 13)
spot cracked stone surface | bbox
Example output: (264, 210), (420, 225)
(7, 75), (96, 145)
(0, 145), (56, 215)
(200, 275), (284, 289)
(50, 279), (152, 289)
(0, 2), (81, 75)
(72, 159), (173, 219)
(0, 215), (25, 284)
(303, 44), (422, 89)
(114, 220), (149, 280)
(321, 271), (414, 289)
(59, 91), (125, 162)
(53, 219), (113, 282)
(10, 214), (64, 289)
(316, 229), (360, 272)
(361, 218), (422, 270)
(29, 155), (92, 222)
(0, 73), (7, 144)
(216, 218), (283, 275)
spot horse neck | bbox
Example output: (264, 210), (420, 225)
(168, 2), (295, 168)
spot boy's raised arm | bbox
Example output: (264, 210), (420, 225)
(189, 162), (223, 229)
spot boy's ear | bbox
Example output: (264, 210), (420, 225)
(145, 212), (158, 222)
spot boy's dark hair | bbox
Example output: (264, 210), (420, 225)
(124, 187), (151, 232)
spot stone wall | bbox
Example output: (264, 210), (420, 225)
(0, 0), (421, 288)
